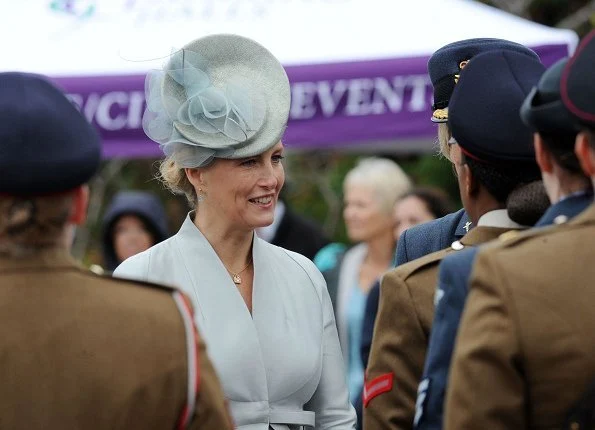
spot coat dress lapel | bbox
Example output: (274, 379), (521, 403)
(174, 216), (269, 405)
(173, 216), (323, 426)
(250, 236), (321, 403)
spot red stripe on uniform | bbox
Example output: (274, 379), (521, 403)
(176, 407), (190, 430)
(174, 291), (201, 430)
(180, 293), (201, 396)
(363, 373), (394, 407)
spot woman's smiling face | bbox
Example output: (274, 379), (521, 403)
(189, 142), (286, 231)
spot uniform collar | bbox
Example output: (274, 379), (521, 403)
(0, 247), (79, 272)
(455, 210), (472, 237)
(535, 191), (593, 227)
(559, 189), (592, 203)
(459, 225), (517, 247)
(477, 209), (526, 229)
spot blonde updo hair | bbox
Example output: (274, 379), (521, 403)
(344, 157), (412, 215)
(158, 157), (198, 207)
(437, 122), (453, 161)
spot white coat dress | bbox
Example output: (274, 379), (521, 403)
(114, 214), (356, 430)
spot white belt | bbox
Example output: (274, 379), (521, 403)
(229, 400), (315, 429)
(270, 410), (315, 427)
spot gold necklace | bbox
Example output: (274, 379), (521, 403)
(228, 258), (252, 285)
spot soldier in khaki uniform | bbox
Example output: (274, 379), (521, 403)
(445, 31), (595, 430)
(416, 53), (593, 430)
(0, 72), (232, 430)
(364, 48), (547, 430)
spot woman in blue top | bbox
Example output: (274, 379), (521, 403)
(315, 158), (411, 408)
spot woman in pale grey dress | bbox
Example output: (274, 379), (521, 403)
(114, 34), (356, 430)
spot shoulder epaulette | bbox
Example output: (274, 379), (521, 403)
(497, 230), (522, 243)
(495, 222), (573, 250)
(77, 267), (177, 294)
(490, 206), (595, 251)
(393, 246), (454, 280)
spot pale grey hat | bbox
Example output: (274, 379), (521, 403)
(142, 34), (290, 167)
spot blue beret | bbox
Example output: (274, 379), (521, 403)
(428, 38), (540, 122)
(449, 50), (545, 164)
(520, 58), (579, 136)
(0, 72), (101, 195)
(561, 30), (595, 130)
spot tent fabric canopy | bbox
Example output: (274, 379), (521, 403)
(1, 0), (578, 158)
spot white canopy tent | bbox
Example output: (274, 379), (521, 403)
(0, 0), (579, 157)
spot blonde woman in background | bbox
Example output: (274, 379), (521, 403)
(314, 157), (411, 407)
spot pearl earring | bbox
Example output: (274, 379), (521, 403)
(197, 188), (205, 203)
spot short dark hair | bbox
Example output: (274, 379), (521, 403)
(400, 187), (455, 219)
(540, 131), (583, 174)
(463, 155), (541, 203)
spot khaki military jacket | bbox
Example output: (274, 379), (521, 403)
(446, 203), (595, 430)
(364, 226), (512, 430)
(0, 248), (232, 430)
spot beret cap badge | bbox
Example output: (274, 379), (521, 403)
(433, 60), (470, 122)
(453, 60), (470, 84)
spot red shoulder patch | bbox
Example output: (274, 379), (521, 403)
(363, 373), (394, 407)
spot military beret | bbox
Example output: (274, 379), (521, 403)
(0, 72), (100, 195)
(448, 50), (545, 164)
(561, 30), (595, 129)
(428, 38), (540, 123)
(520, 58), (579, 136)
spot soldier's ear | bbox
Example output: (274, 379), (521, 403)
(575, 131), (595, 178)
(69, 185), (89, 225)
(534, 133), (553, 174)
(463, 164), (479, 197)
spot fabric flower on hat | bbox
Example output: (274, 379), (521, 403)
(142, 48), (265, 167)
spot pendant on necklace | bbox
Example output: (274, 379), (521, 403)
(232, 274), (242, 285)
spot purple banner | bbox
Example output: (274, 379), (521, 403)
(53, 44), (569, 158)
